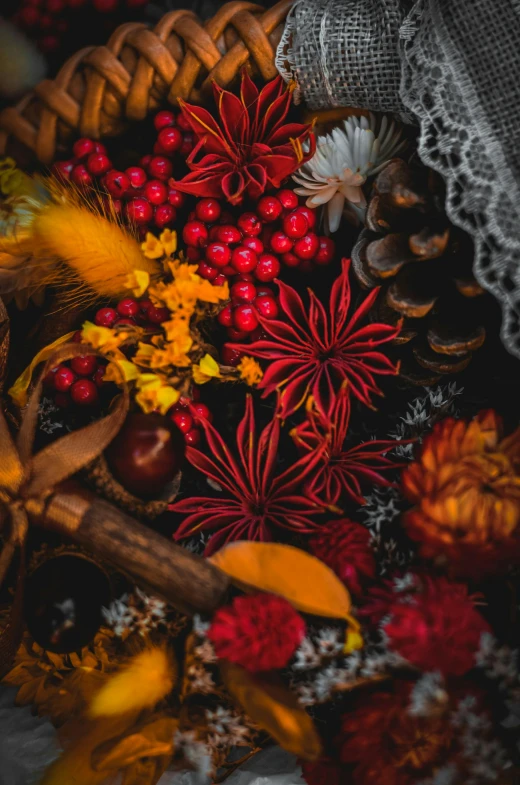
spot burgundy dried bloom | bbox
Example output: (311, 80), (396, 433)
(308, 519), (376, 595)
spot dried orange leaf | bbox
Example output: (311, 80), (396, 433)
(220, 660), (322, 761)
(211, 542), (351, 619)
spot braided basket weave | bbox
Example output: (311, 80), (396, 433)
(0, 0), (292, 166)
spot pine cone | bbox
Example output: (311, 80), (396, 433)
(352, 158), (491, 384)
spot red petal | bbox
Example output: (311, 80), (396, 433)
(222, 170), (246, 204)
(244, 164), (268, 200)
(213, 82), (250, 149)
(179, 100), (233, 157)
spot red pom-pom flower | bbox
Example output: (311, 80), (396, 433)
(309, 519), (376, 595)
(207, 592), (306, 672)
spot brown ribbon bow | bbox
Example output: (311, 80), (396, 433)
(0, 342), (129, 671)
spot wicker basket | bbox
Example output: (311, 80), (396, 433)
(0, 0), (292, 166)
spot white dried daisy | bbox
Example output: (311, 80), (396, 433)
(293, 113), (406, 232)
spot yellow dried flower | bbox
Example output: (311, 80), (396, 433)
(135, 373), (180, 414)
(124, 269), (150, 298)
(81, 321), (127, 353)
(237, 356), (263, 386)
(160, 228), (177, 257)
(141, 232), (164, 260)
(150, 333), (193, 369)
(192, 354), (221, 385)
(104, 359), (140, 384)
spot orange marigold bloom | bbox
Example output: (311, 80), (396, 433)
(402, 410), (520, 578)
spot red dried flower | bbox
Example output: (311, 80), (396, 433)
(301, 758), (345, 785)
(171, 71), (315, 204)
(292, 384), (404, 507)
(231, 258), (400, 419)
(207, 592), (306, 672)
(170, 396), (325, 555)
(308, 519), (376, 595)
(383, 574), (490, 676)
(340, 683), (454, 785)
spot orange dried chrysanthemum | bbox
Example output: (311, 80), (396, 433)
(402, 410), (520, 578)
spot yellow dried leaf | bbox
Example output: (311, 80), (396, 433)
(211, 542), (352, 620)
(220, 661), (322, 761)
(92, 717), (176, 771)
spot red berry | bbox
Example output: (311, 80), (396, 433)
(125, 166), (147, 189)
(294, 232), (319, 260)
(18, 6), (40, 25)
(233, 304), (259, 332)
(195, 198), (221, 224)
(117, 298), (140, 318)
(93, 0), (118, 11)
(183, 221), (208, 247)
(52, 160), (74, 180)
(93, 366), (105, 386)
(254, 294), (279, 319)
(185, 428), (201, 446)
(231, 281), (257, 302)
(154, 110), (176, 131)
(180, 133), (194, 156)
(72, 330), (83, 342)
(140, 154), (152, 169)
(237, 213), (262, 237)
(242, 237), (264, 254)
(71, 164), (92, 187)
(296, 205), (317, 230)
(144, 179), (167, 205)
(54, 365), (76, 392)
(171, 410), (193, 434)
(315, 236), (335, 265)
(197, 261), (218, 281)
(43, 367), (58, 388)
(177, 113), (192, 132)
(191, 386), (201, 401)
(111, 198), (122, 216)
(231, 246), (257, 274)
(40, 13), (53, 28)
(95, 307), (118, 327)
(270, 231), (293, 254)
(72, 138), (95, 159)
(186, 247), (201, 262)
(71, 355), (98, 377)
(155, 203), (176, 228)
(167, 187), (185, 208)
(256, 254), (281, 282)
(250, 326), (269, 342)
(47, 0), (65, 11)
(67, 0), (87, 6)
(40, 35), (60, 53)
(217, 303), (234, 327)
(105, 170), (130, 198)
(257, 195), (283, 222)
(153, 141), (166, 156)
(126, 198), (153, 225)
(87, 152), (111, 176)
(147, 305), (169, 324)
(115, 318), (136, 327)
(158, 126), (183, 153)
(227, 327), (248, 340)
(214, 273), (227, 286)
(221, 344), (244, 366)
(191, 402), (212, 421)
(93, 142), (107, 155)
(283, 211), (309, 239)
(70, 379), (99, 406)
(216, 225), (242, 245)
(282, 251), (300, 267)
(148, 156), (172, 181)
(277, 189), (299, 210)
(206, 242), (231, 268)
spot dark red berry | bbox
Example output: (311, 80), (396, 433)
(93, 366), (105, 386)
(140, 155), (152, 169)
(231, 246), (257, 274)
(242, 237), (264, 254)
(171, 410), (193, 434)
(93, 142), (107, 155)
(206, 242), (231, 268)
(153, 141), (166, 156)
(105, 170), (130, 198)
(54, 393), (71, 409)
(47, 0), (65, 12)
(40, 35), (60, 53)
(71, 164), (92, 187)
(115, 318), (136, 327)
(283, 211), (309, 239)
(158, 126), (183, 153)
(144, 179), (167, 205)
(214, 273), (227, 286)
(117, 298), (140, 318)
(154, 110), (176, 131)
(52, 160), (74, 180)
(70, 379), (99, 405)
(180, 133), (194, 156)
(277, 189), (299, 210)
(43, 367), (58, 388)
(54, 365), (76, 392)
(231, 281), (257, 302)
(167, 187), (185, 208)
(183, 221), (208, 247)
(186, 247), (201, 262)
(72, 330), (83, 343)
(227, 327), (248, 340)
(214, 225), (240, 245)
(197, 261), (218, 281)
(185, 428), (201, 446)
(270, 231), (293, 254)
(250, 326), (269, 342)
(126, 198), (153, 224)
(294, 232), (319, 260)
(221, 344), (244, 366)
(126, 166), (147, 189)
(256, 254), (281, 282)
(296, 205), (317, 230)
(237, 213), (262, 237)
(155, 203), (176, 228)
(72, 138), (95, 159)
(18, 6), (40, 25)
(87, 152), (111, 176)
(71, 355), (98, 377)
(315, 236), (335, 265)
(95, 307), (118, 327)
(254, 294), (279, 319)
(195, 198), (221, 224)
(148, 156), (173, 181)
(191, 402), (212, 421)
(217, 303), (234, 327)
(147, 305), (169, 324)
(282, 251), (300, 267)
(233, 304), (258, 332)
(256, 195), (283, 223)
(176, 113), (192, 132)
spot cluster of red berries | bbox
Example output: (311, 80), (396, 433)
(93, 296), (169, 329)
(182, 190), (335, 287)
(217, 281), (278, 341)
(53, 111), (194, 236)
(44, 347), (105, 408)
(169, 390), (212, 447)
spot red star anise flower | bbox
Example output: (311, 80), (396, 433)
(170, 396), (325, 555)
(170, 71), (315, 204)
(291, 385), (405, 508)
(232, 258), (401, 419)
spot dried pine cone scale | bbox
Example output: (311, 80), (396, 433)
(352, 157), (490, 383)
